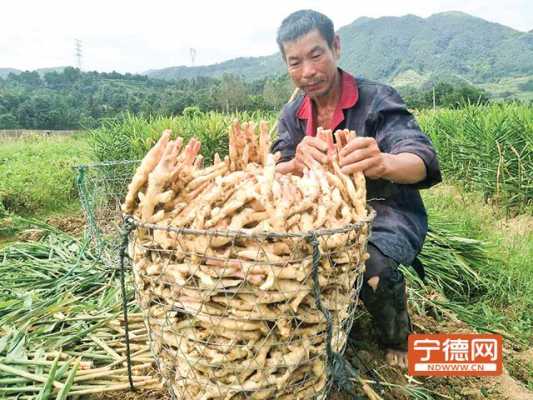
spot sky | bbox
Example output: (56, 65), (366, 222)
(1, 0), (531, 74)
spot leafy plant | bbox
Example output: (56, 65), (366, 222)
(418, 103), (533, 211)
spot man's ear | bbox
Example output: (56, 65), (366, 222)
(280, 46), (287, 63)
(333, 35), (341, 60)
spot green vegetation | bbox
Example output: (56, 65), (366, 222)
(418, 104), (533, 210)
(338, 12), (533, 85)
(0, 134), (90, 217)
(0, 222), (147, 397)
(480, 76), (533, 102)
(1, 66), (503, 132)
(0, 68), (292, 130)
(2, 103), (530, 218)
(399, 81), (490, 109)
(88, 110), (276, 164)
(423, 186), (532, 341)
(0, 103), (531, 398)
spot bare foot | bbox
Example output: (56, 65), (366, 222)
(386, 349), (408, 368)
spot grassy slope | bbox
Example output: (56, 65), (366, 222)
(480, 75), (533, 101)
(423, 184), (533, 344)
(0, 133), (90, 219)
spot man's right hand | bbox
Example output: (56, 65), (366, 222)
(291, 136), (329, 174)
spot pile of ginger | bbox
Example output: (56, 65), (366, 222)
(122, 120), (367, 249)
(123, 121), (371, 400)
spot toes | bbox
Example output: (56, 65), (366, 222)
(385, 351), (398, 366)
(386, 350), (408, 368)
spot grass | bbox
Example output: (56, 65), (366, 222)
(422, 184), (533, 344)
(479, 75), (533, 102)
(88, 111), (277, 165)
(0, 133), (91, 219)
(417, 103), (533, 211)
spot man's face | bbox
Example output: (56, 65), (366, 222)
(282, 29), (340, 99)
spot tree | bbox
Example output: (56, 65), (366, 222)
(213, 74), (248, 112)
(0, 113), (18, 128)
(263, 76), (293, 110)
(399, 82), (490, 109)
(11, 71), (42, 87)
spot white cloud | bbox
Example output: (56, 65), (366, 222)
(0, 0), (531, 73)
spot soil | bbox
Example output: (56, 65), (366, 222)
(15, 214), (86, 242)
(46, 214), (86, 236)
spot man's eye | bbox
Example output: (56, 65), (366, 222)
(289, 62), (300, 67)
(312, 54), (321, 59)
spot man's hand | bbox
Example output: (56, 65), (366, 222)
(338, 137), (427, 184)
(339, 137), (387, 179)
(292, 136), (329, 175)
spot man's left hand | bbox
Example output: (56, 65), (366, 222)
(338, 137), (388, 179)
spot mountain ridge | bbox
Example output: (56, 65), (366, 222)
(2, 12), (531, 95)
(0, 66), (68, 79)
(144, 11), (533, 89)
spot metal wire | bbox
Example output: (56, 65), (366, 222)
(75, 161), (140, 263)
(124, 211), (374, 399)
(77, 160), (376, 399)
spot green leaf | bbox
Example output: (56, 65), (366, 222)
(0, 330), (12, 354)
(54, 358), (79, 400)
(36, 353), (60, 400)
(6, 335), (27, 362)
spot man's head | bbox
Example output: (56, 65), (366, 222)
(277, 10), (341, 99)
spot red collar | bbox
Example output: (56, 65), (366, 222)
(296, 69), (359, 137)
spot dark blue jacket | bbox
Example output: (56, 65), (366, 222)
(271, 77), (442, 265)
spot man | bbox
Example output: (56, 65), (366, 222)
(272, 10), (442, 367)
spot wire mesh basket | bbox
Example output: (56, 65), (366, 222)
(77, 123), (375, 398)
(128, 209), (374, 400)
(76, 160), (140, 261)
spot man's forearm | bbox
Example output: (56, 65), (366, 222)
(276, 153), (426, 183)
(383, 153), (427, 184)
(382, 153), (427, 184)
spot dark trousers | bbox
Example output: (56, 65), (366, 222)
(357, 243), (411, 350)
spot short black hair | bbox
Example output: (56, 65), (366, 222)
(276, 10), (335, 59)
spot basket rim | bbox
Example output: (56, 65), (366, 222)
(124, 207), (375, 240)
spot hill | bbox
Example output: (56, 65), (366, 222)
(146, 11), (533, 95)
(0, 68), (22, 79)
(0, 66), (68, 79)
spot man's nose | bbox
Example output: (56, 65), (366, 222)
(301, 60), (317, 80)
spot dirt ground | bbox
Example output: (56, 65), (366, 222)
(346, 313), (533, 400)
(46, 214), (87, 236)
(15, 214), (87, 242)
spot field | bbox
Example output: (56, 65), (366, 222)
(0, 105), (532, 399)
(479, 76), (533, 102)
